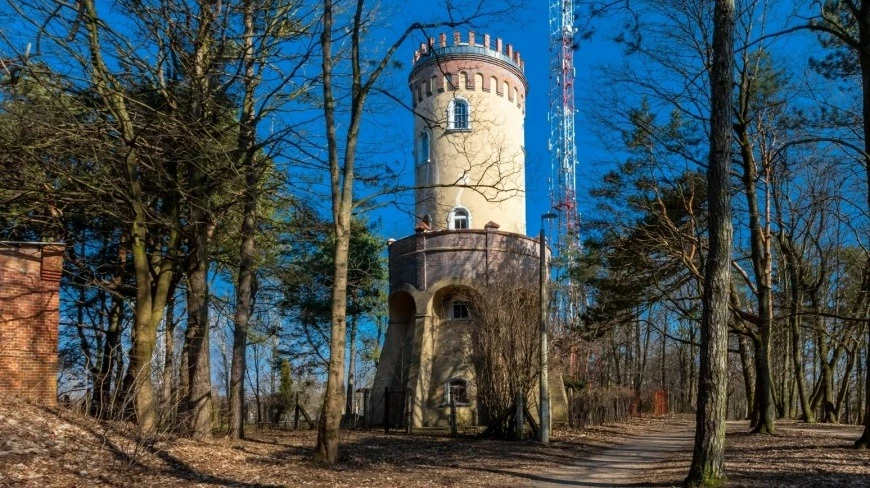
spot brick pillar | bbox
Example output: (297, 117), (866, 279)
(0, 243), (64, 405)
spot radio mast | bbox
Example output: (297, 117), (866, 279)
(548, 0), (583, 333)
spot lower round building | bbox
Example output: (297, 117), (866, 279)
(369, 227), (568, 429)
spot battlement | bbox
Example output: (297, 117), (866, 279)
(412, 31), (524, 73)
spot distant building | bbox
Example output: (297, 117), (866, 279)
(370, 32), (568, 429)
(0, 242), (64, 404)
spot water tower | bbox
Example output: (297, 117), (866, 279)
(369, 32), (567, 429)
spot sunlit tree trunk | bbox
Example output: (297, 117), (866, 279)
(686, 0), (734, 483)
(228, 0), (260, 440)
(346, 314), (359, 416)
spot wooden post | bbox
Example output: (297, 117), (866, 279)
(362, 388), (371, 429)
(846, 388), (852, 424)
(293, 392), (300, 430)
(405, 388), (413, 434)
(565, 386), (572, 428)
(449, 391), (458, 437)
(384, 387), (390, 434)
(514, 391), (524, 440)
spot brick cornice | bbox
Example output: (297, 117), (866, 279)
(409, 53), (529, 92)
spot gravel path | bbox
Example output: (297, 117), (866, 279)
(525, 420), (695, 487)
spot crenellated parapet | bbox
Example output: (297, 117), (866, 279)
(412, 31), (525, 72)
(408, 31), (528, 113)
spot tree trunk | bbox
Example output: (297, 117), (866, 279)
(857, 344), (865, 426)
(81, 0), (179, 432)
(346, 314), (358, 416)
(228, 178), (256, 438)
(182, 0), (218, 439)
(161, 295), (176, 425)
(679, 346), (688, 412)
(685, 0), (734, 484)
(853, 0), (870, 450)
(735, 99), (775, 434)
(316, 220), (351, 462)
(859, 321), (870, 447)
(90, 277), (121, 419)
(738, 334), (754, 420)
(661, 319), (668, 391)
(185, 219), (213, 438)
(228, 0), (260, 440)
(836, 345), (858, 421)
(316, 0), (348, 462)
(783, 243), (814, 422)
(751, 333), (776, 433)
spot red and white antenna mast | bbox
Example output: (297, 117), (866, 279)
(548, 0), (582, 332)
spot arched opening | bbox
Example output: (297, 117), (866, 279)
(370, 290), (417, 427)
(430, 283), (478, 421)
(449, 206), (471, 230)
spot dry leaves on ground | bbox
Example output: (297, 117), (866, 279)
(2, 399), (869, 487)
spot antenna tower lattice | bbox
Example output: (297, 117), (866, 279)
(548, 0), (583, 333)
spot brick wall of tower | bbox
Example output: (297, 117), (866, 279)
(0, 243), (64, 404)
(388, 230), (542, 293)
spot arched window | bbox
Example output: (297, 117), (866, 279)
(419, 132), (430, 164)
(448, 98), (470, 130)
(449, 207), (470, 230)
(446, 378), (469, 405)
(474, 73), (483, 91)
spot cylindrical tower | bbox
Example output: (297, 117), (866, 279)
(409, 32), (528, 234)
(370, 33), (568, 430)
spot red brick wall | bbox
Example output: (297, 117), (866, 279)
(0, 243), (64, 404)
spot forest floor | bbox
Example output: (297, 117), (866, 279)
(1, 398), (869, 487)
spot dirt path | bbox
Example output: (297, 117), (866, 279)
(525, 419), (695, 487)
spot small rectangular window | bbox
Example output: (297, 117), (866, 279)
(452, 301), (470, 320)
(454, 101), (469, 129)
(447, 379), (469, 404)
(419, 132), (430, 164)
